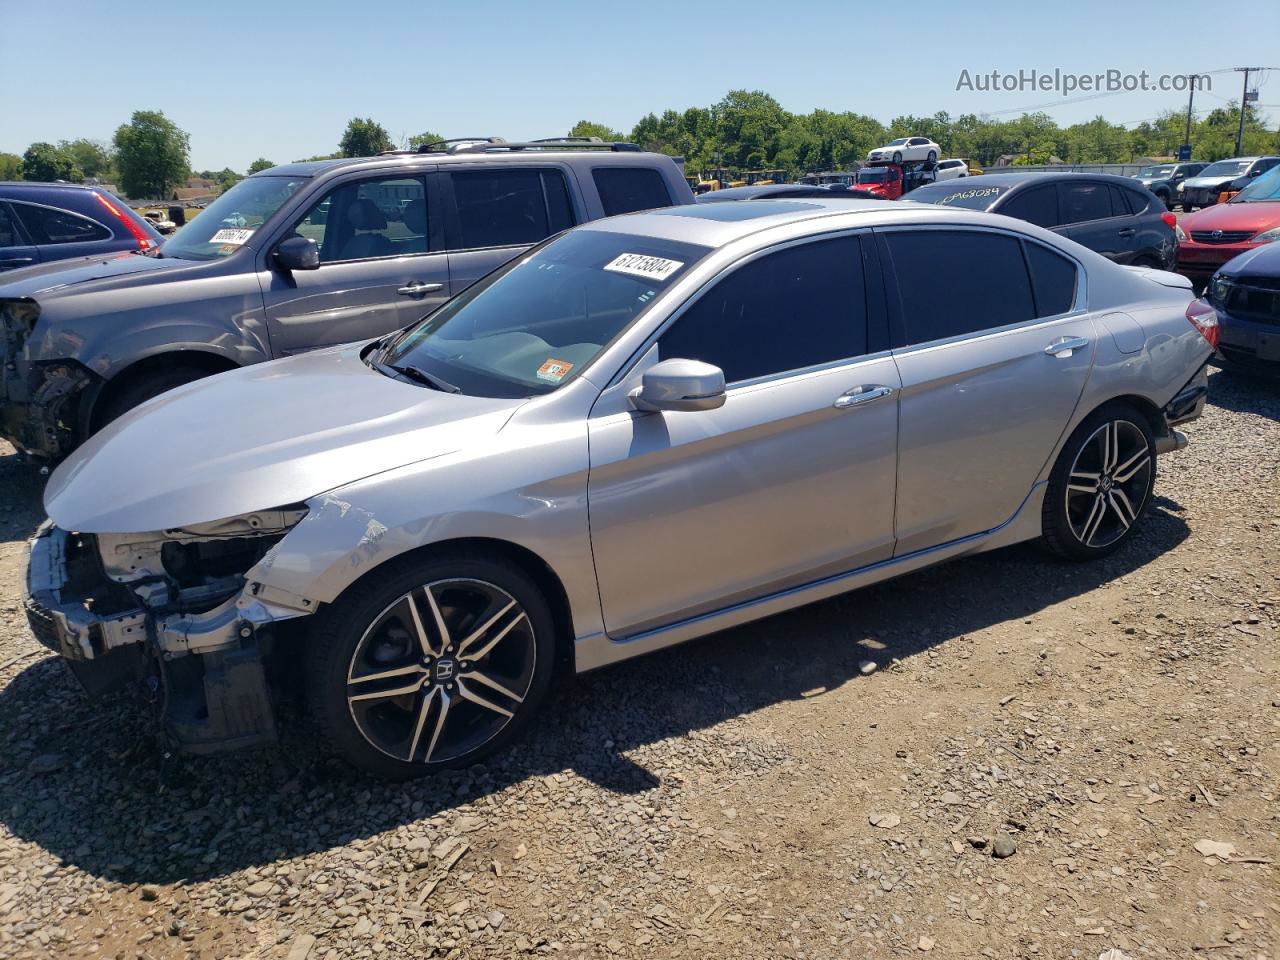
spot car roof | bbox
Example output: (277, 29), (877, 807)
(259, 150), (676, 179)
(580, 197), (1011, 248)
(0, 180), (99, 191)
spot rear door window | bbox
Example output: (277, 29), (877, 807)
(0, 203), (24, 247)
(883, 230), (1035, 345)
(997, 185), (1058, 227)
(448, 168), (575, 249)
(593, 167), (673, 216)
(1058, 182), (1113, 224)
(659, 235), (868, 383)
(13, 202), (111, 244)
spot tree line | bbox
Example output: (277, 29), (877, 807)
(5, 94), (1278, 201)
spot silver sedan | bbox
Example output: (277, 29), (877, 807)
(27, 198), (1213, 777)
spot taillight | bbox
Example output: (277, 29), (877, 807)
(1185, 297), (1219, 349)
(1161, 211), (1177, 230)
(94, 192), (153, 251)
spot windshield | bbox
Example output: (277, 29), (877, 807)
(904, 182), (1004, 209)
(1199, 160), (1250, 179)
(857, 168), (889, 183)
(161, 175), (307, 260)
(1231, 166), (1280, 202)
(1138, 165), (1174, 178)
(887, 138), (909, 146)
(381, 230), (713, 398)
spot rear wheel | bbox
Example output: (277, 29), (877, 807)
(1041, 404), (1156, 561)
(927, 150), (938, 163)
(306, 550), (556, 779)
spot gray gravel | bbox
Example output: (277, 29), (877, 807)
(0, 368), (1276, 959)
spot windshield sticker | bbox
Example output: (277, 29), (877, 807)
(603, 253), (684, 281)
(937, 186), (1001, 205)
(536, 358), (574, 384)
(209, 227), (255, 245)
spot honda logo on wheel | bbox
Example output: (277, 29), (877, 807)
(434, 660), (455, 681)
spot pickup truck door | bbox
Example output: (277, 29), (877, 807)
(258, 170), (451, 356)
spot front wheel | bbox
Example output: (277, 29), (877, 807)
(892, 151), (903, 163)
(1041, 404), (1156, 561)
(927, 150), (937, 163)
(306, 551), (556, 779)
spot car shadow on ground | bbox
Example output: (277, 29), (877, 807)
(0, 488), (1191, 886)
(1207, 367), (1279, 420)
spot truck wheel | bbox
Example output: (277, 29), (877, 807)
(306, 549), (557, 779)
(94, 365), (211, 431)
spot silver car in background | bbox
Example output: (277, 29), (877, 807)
(25, 199), (1213, 777)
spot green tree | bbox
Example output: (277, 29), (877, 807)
(407, 131), (445, 150)
(216, 168), (242, 193)
(0, 152), (24, 180)
(339, 117), (393, 157)
(57, 138), (113, 180)
(113, 110), (191, 199)
(22, 142), (81, 182)
(246, 158), (275, 174)
(569, 120), (625, 142)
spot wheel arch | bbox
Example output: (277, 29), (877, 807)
(85, 350), (240, 433)
(324, 536), (578, 677)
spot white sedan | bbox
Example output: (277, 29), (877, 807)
(867, 137), (940, 164)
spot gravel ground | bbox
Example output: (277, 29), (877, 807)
(0, 368), (1276, 960)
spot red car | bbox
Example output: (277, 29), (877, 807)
(855, 162), (905, 200)
(1176, 167), (1280, 285)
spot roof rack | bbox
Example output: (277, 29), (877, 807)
(451, 138), (642, 154)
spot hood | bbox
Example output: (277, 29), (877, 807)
(45, 343), (524, 532)
(0, 250), (212, 301)
(1183, 202), (1280, 234)
(1217, 239), (1280, 277)
(1184, 174), (1241, 189)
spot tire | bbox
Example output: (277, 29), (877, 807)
(927, 150), (938, 163)
(95, 365), (211, 430)
(1040, 403), (1156, 561)
(305, 549), (556, 779)
(892, 151), (903, 163)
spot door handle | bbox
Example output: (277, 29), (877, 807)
(1118, 227), (1136, 237)
(1044, 336), (1090, 357)
(0, 258), (34, 267)
(833, 384), (895, 409)
(396, 281), (444, 298)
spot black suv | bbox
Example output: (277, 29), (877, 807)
(1133, 162), (1207, 209)
(904, 173), (1177, 270)
(0, 138), (693, 459)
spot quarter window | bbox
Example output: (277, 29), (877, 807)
(1058, 182), (1113, 224)
(658, 235), (867, 383)
(449, 168), (574, 249)
(884, 230), (1035, 344)
(593, 167), (673, 216)
(1024, 243), (1077, 317)
(295, 176), (428, 263)
(13, 202), (111, 244)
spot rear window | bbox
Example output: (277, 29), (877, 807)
(593, 167), (672, 216)
(13, 202), (111, 244)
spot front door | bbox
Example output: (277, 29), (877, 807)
(588, 233), (899, 637)
(259, 172), (450, 355)
(879, 228), (1094, 554)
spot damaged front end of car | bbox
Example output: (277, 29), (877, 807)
(0, 297), (94, 461)
(23, 508), (318, 753)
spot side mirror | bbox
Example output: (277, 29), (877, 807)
(274, 235), (319, 271)
(630, 358), (726, 413)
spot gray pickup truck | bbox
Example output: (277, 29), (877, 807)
(0, 139), (693, 459)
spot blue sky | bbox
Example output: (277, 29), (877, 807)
(2, 0), (1277, 172)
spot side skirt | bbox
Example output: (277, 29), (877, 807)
(573, 482), (1047, 673)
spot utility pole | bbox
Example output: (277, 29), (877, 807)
(1235, 67), (1260, 156)
(1182, 76), (1196, 160)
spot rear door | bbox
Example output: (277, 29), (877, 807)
(441, 165), (577, 294)
(0, 202), (39, 272)
(1058, 180), (1131, 262)
(879, 227), (1093, 554)
(259, 170), (450, 355)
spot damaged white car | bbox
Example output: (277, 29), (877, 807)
(25, 199), (1211, 777)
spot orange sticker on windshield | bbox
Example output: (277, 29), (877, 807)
(536, 358), (573, 383)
